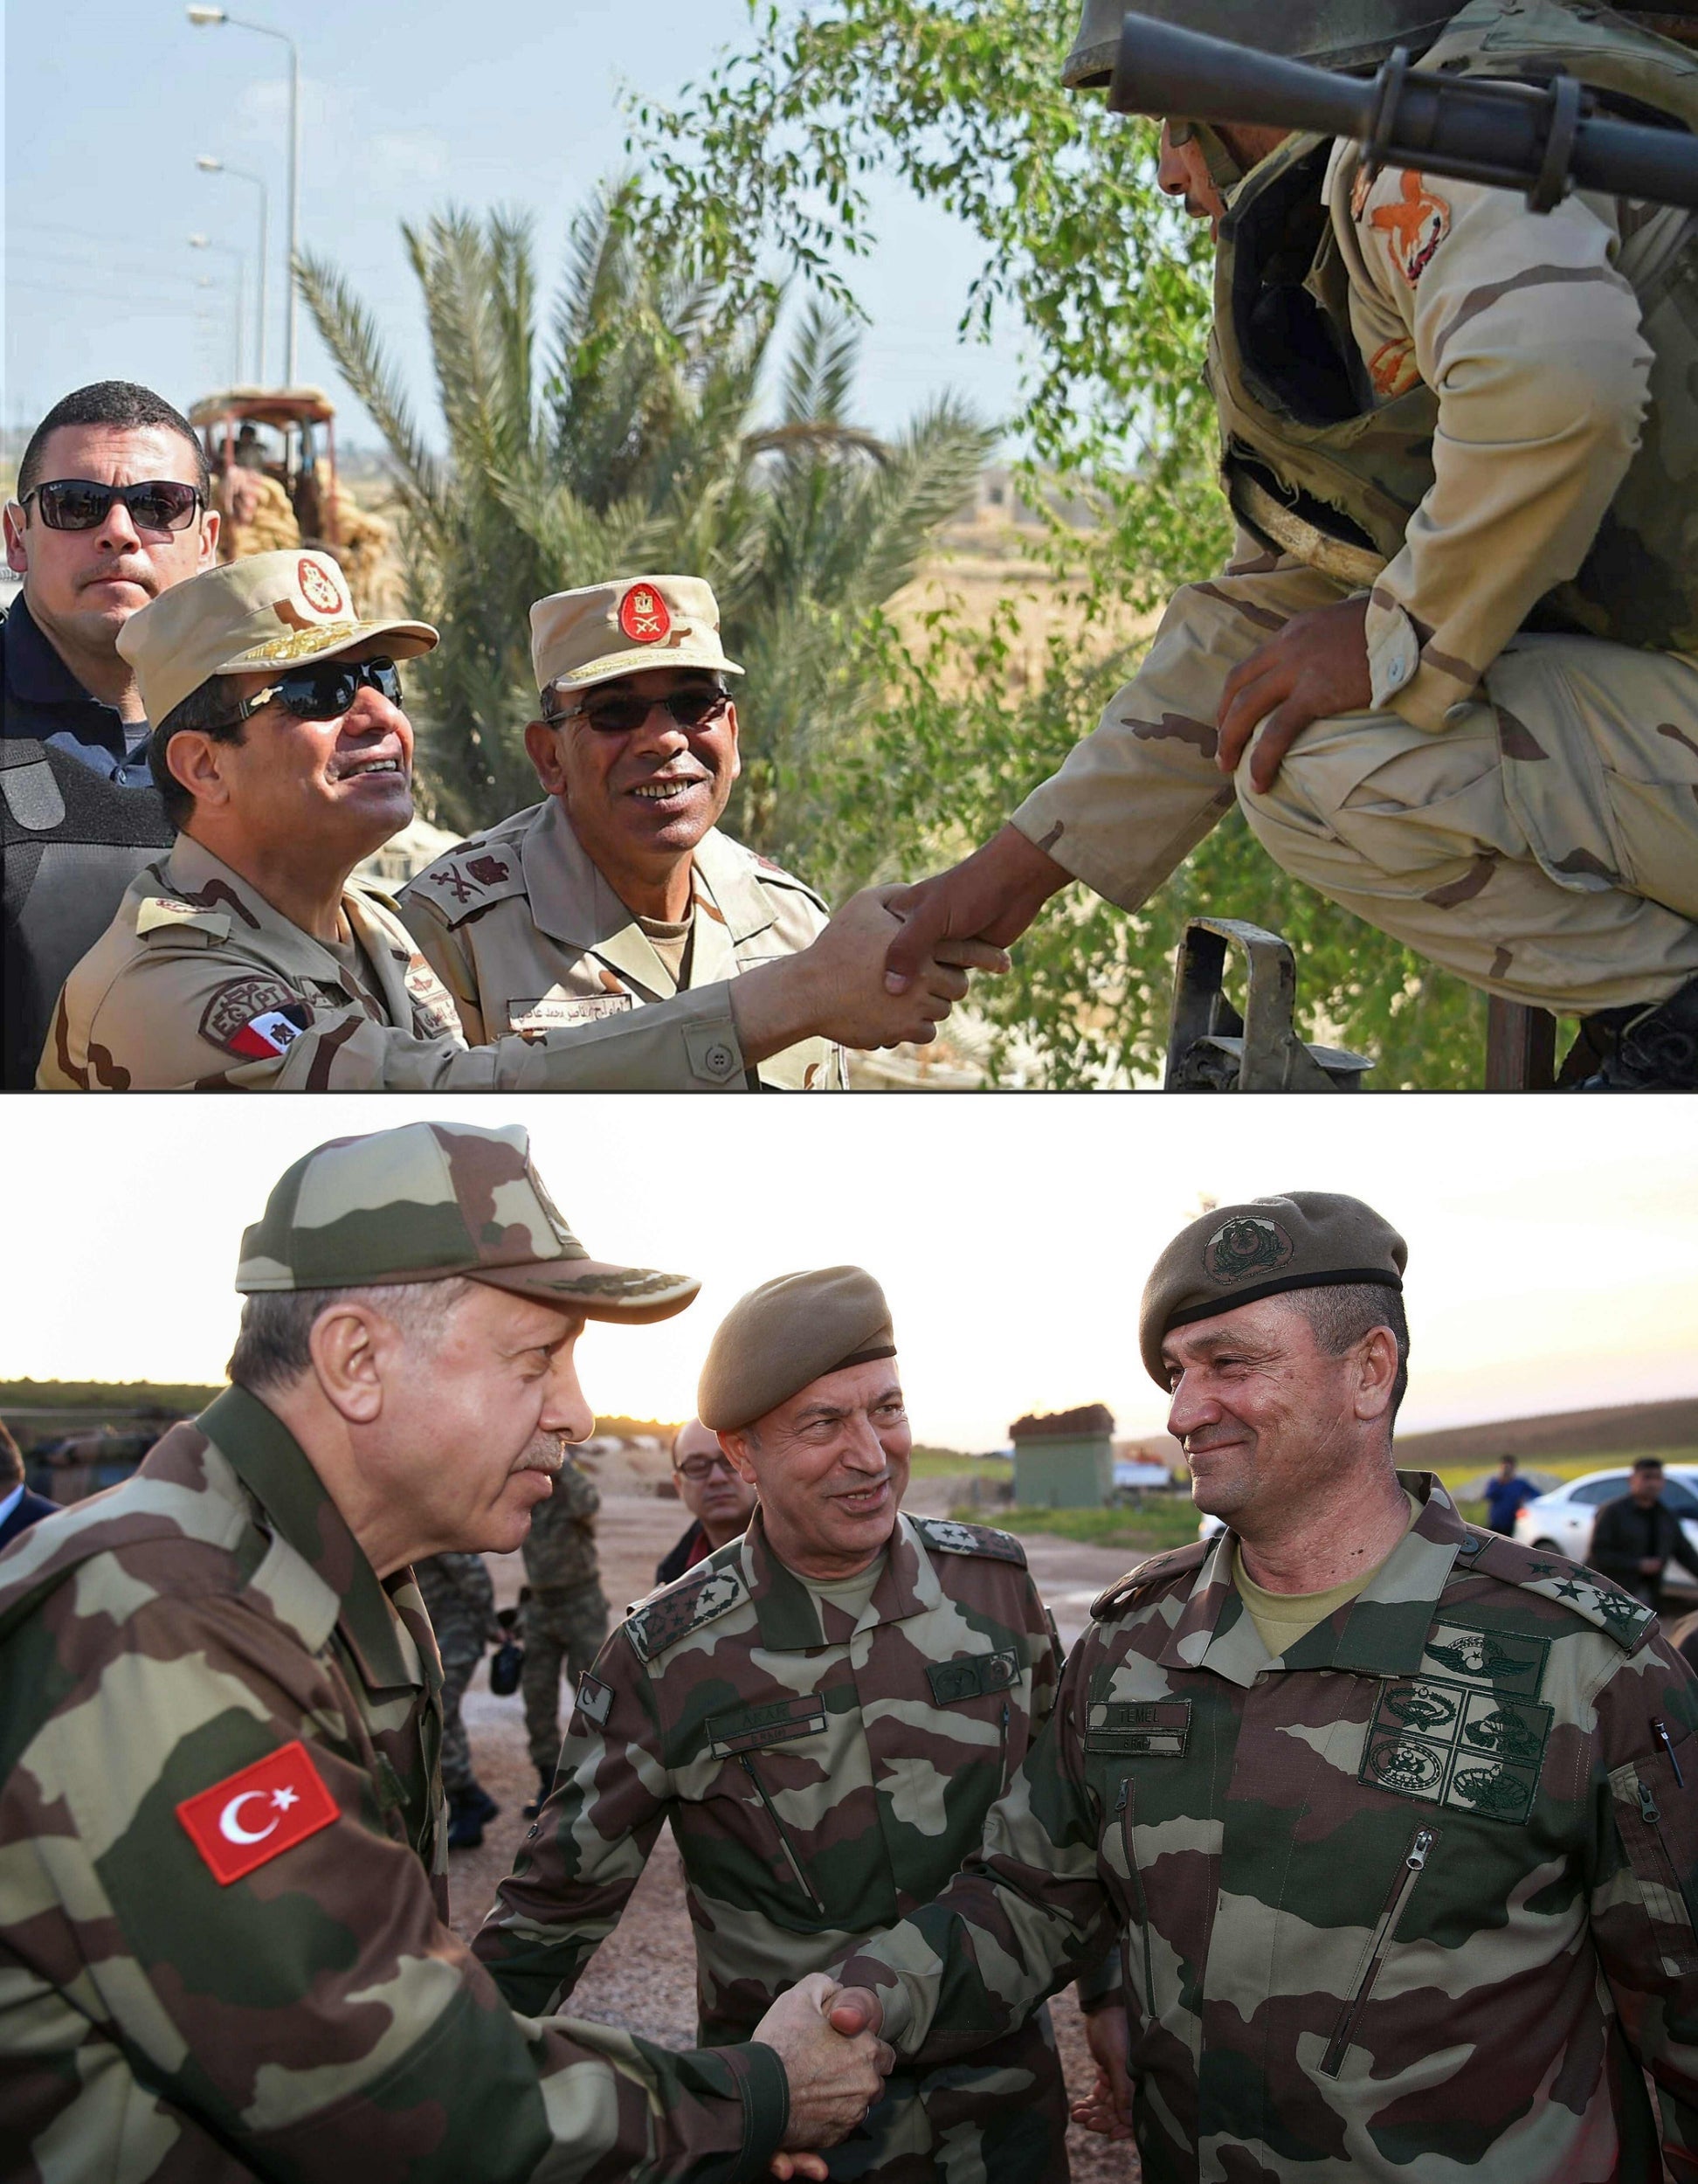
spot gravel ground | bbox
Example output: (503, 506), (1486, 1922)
(450, 1491), (1141, 2183)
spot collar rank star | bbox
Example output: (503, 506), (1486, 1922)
(176, 1739), (339, 1883)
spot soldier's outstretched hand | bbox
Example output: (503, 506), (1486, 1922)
(797, 886), (1011, 1048)
(755, 1972), (895, 2167)
(1074, 2001), (1135, 2140)
(1216, 594), (1372, 791)
(882, 826), (1070, 992)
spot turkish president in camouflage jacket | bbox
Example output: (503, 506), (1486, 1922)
(834, 1476), (1698, 2183)
(476, 1508), (1098, 2181)
(0, 1392), (791, 2182)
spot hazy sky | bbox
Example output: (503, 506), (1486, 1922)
(7, 0), (1028, 448)
(5, 1096), (1693, 1451)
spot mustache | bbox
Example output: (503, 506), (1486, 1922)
(79, 560), (156, 594)
(514, 1434), (570, 1477)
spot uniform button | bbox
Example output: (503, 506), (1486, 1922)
(704, 1042), (735, 1077)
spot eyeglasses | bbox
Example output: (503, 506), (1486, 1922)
(545, 685), (731, 736)
(676, 1453), (741, 1482)
(225, 658), (404, 726)
(23, 479), (206, 533)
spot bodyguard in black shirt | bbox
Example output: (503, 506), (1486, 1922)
(1588, 1457), (1698, 1612)
(2, 383), (218, 1087)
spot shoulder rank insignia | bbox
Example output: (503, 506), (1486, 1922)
(135, 894), (232, 943)
(412, 844), (526, 924)
(624, 1558), (749, 1664)
(912, 1516), (1026, 1567)
(1464, 1534), (1658, 1654)
(1092, 1538), (1211, 1621)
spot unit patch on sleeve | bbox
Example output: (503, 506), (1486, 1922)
(198, 977), (314, 1059)
(575, 1673), (613, 1730)
(175, 1738), (340, 1883)
(1361, 1676), (1552, 1824)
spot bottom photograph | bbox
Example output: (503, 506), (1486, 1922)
(2, 1094), (1695, 2184)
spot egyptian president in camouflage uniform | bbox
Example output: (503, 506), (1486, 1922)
(476, 1267), (1106, 2182)
(400, 577), (846, 1089)
(0, 1121), (893, 2181)
(885, 0), (1698, 1088)
(828, 1192), (1698, 2181)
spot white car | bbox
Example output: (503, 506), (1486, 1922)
(1513, 1466), (1698, 1598)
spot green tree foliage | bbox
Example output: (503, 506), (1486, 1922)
(299, 191), (991, 851)
(629, 0), (1492, 1084)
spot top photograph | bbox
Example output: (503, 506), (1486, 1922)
(7, 0), (1698, 1093)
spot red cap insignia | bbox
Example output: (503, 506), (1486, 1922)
(618, 584), (671, 645)
(298, 556), (346, 617)
(176, 1739), (339, 1884)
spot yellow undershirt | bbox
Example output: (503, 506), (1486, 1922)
(1232, 1491), (1421, 1658)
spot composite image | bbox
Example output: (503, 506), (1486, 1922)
(5, 0), (1698, 2179)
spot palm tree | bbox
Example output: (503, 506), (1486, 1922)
(299, 187), (992, 858)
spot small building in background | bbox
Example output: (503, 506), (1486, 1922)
(1010, 1404), (1115, 1509)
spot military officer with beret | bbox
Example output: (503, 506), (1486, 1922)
(0, 1120), (892, 2182)
(36, 553), (995, 1089)
(401, 577), (846, 1089)
(476, 1266), (1107, 2183)
(829, 1192), (1698, 2180)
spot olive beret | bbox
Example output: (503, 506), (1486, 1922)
(698, 1266), (895, 1433)
(1139, 1192), (1406, 1386)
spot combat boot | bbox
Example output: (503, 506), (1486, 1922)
(522, 1770), (556, 1820)
(1568, 975), (1698, 1089)
(445, 1780), (500, 1849)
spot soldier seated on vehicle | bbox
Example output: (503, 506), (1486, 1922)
(400, 577), (847, 1089)
(825, 1192), (1698, 2180)
(37, 552), (1002, 1089)
(0, 1120), (893, 2183)
(474, 1266), (1112, 2184)
(883, 0), (1698, 1089)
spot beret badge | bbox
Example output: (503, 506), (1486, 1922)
(1204, 1215), (1294, 1286)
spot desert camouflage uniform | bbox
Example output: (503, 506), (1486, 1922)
(414, 1550), (500, 1797)
(399, 799), (846, 1089)
(521, 1457), (612, 1782)
(36, 833), (756, 1089)
(835, 1475), (1698, 2182)
(1012, 0), (1698, 1016)
(477, 1510), (1094, 2183)
(0, 1389), (789, 2182)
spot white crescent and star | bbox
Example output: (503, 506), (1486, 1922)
(217, 1783), (300, 1845)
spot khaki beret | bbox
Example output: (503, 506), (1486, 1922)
(236, 1119), (698, 1322)
(1139, 1192), (1406, 1385)
(531, 575), (742, 702)
(118, 549), (437, 729)
(698, 1267), (895, 1433)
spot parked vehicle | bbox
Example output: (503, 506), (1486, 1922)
(1513, 1466), (1698, 1597)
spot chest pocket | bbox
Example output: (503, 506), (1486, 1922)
(1087, 1699), (1191, 1759)
(704, 1694), (828, 1759)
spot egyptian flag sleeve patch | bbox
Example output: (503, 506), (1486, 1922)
(176, 1739), (341, 1883)
(199, 975), (315, 1059)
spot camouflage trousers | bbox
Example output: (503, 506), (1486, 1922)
(1014, 557), (1698, 1014)
(436, 1620), (486, 1797)
(521, 1582), (611, 1780)
(816, 2014), (1072, 2184)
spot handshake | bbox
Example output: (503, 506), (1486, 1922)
(749, 1978), (889, 2180)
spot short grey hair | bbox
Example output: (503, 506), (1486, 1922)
(1289, 1282), (1410, 1423)
(227, 1277), (473, 1394)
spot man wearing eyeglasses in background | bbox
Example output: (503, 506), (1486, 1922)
(2, 381), (218, 1088)
(400, 577), (848, 1088)
(658, 1417), (760, 1586)
(38, 551), (992, 1088)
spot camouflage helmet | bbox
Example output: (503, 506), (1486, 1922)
(1061, 0), (1462, 89)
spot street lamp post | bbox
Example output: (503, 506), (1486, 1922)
(190, 235), (247, 384)
(197, 155), (270, 382)
(186, 7), (300, 384)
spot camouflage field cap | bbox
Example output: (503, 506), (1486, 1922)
(531, 576), (743, 705)
(236, 1120), (699, 1322)
(118, 549), (438, 729)
(1062, 0), (1460, 86)
(1139, 1191), (1406, 1383)
(698, 1266), (895, 1433)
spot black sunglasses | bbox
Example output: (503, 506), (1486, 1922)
(226, 658), (404, 726)
(23, 479), (206, 533)
(545, 683), (731, 736)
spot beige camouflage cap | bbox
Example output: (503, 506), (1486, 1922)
(698, 1266), (895, 1433)
(1139, 1191), (1406, 1385)
(117, 549), (438, 729)
(531, 576), (743, 703)
(236, 1120), (699, 1322)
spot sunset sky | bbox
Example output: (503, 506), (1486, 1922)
(7, 1096), (1693, 1451)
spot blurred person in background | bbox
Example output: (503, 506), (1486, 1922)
(1588, 1457), (1698, 1612)
(0, 1419), (59, 1552)
(1483, 1455), (1539, 1537)
(656, 1416), (759, 1585)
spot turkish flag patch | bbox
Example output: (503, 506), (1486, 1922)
(176, 1739), (340, 1884)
